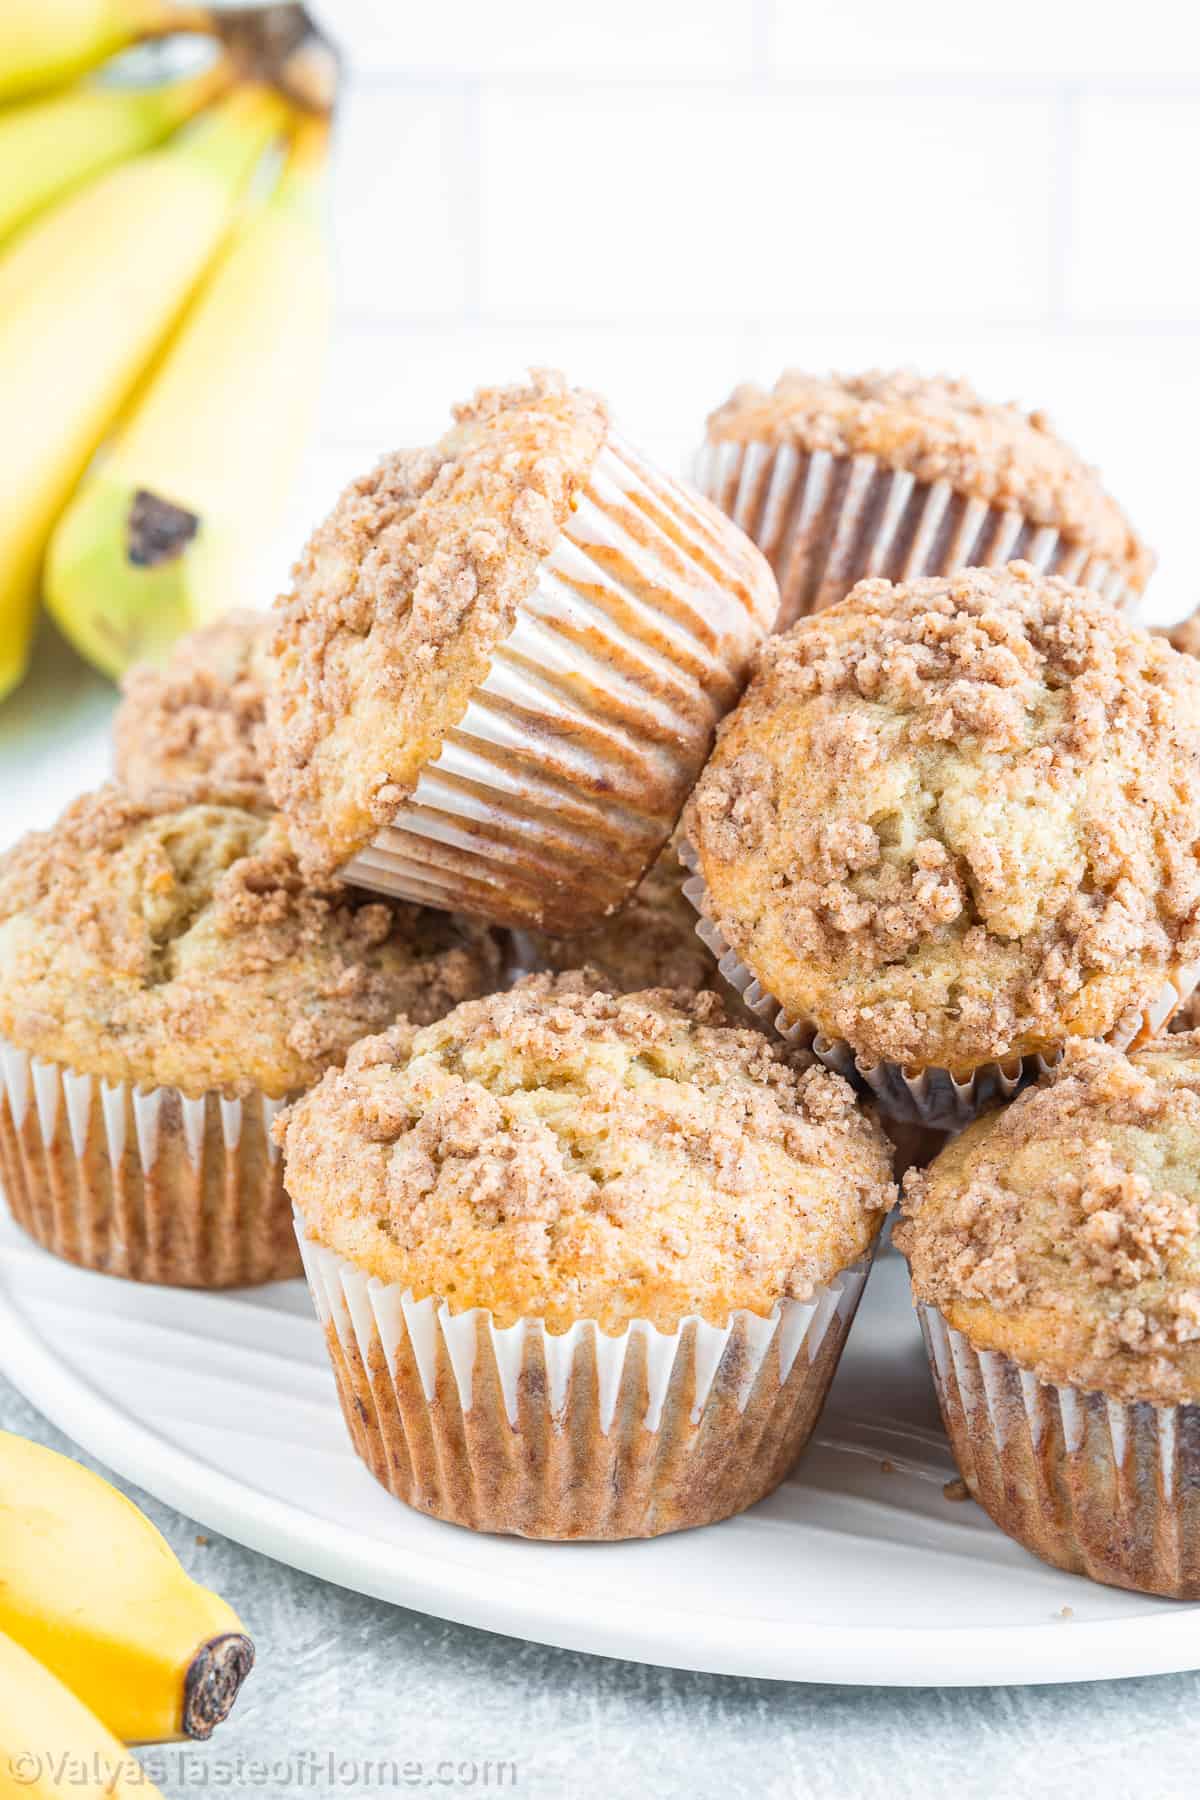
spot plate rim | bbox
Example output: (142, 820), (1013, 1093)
(2, 1247), (1198, 1688)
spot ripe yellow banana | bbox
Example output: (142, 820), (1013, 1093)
(0, 61), (229, 248)
(47, 112), (332, 676)
(0, 84), (284, 702)
(0, 0), (212, 103)
(0, 1630), (163, 1798)
(0, 1431), (254, 1746)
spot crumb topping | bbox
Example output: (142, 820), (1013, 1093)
(280, 971), (894, 1331)
(706, 369), (1152, 586)
(0, 784), (500, 1098)
(519, 842), (719, 995)
(261, 370), (610, 873)
(686, 564), (1200, 1071)
(113, 610), (270, 808)
(896, 1036), (1200, 1402)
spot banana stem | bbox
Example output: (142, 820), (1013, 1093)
(179, 1634), (255, 1742)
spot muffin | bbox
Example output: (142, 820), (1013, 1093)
(507, 841), (719, 996)
(0, 785), (500, 1286)
(262, 369), (779, 934)
(282, 974), (894, 1539)
(896, 1037), (1200, 1598)
(694, 370), (1152, 629)
(113, 610), (270, 808)
(683, 563), (1200, 1127)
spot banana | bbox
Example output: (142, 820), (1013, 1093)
(0, 85), (283, 702)
(47, 111), (332, 676)
(0, 1631), (163, 1798)
(0, 0), (212, 103)
(0, 61), (229, 248)
(0, 1432), (253, 1746)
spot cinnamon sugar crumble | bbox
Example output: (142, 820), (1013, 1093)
(896, 1037), (1200, 1402)
(706, 369), (1152, 586)
(279, 972), (895, 1332)
(261, 370), (610, 874)
(113, 611), (270, 808)
(0, 784), (500, 1098)
(687, 564), (1200, 1071)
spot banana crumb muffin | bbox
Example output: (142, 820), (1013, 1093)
(1157, 606), (1200, 660)
(0, 784), (500, 1285)
(897, 1037), (1200, 1596)
(695, 369), (1152, 626)
(284, 972), (893, 1537)
(511, 843), (719, 996)
(113, 610), (270, 808)
(263, 368), (778, 933)
(685, 562), (1200, 1125)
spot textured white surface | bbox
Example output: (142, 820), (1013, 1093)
(1, 1212), (1197, 1692)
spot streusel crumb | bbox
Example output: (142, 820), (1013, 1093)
(0, 784), (501, 1097)
(280, 971), (894, 1331)
(896, 1036), (1200, 1403)
(262, 370), (610, 874)
(686, 563), (1200, 1072)
(705, 370), (1151, 587)
(113, 610), (270, 807)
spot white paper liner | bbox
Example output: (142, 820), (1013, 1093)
(678, 841), (1200, 1129)
(919, 1304), (1200, 1598)
(692, 440), (1142, 630)
(0, 1039), (297, 1286)
(295, 1215), (875, 1539)
(340, 431), (779, 935)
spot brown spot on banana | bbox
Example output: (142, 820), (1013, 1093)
(127, 490), (200, 568)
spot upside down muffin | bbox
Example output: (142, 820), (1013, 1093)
(896, 1036), (1200, 1597)
(684, 562), (1200, 1127)
(0, 784), (500, 1286)
(694, 368), (1153, 627)
(282, 973), (894, 1539)
(113, 610), (271, 808)
(261, 369), (779, 934)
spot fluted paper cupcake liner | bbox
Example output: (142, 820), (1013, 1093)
(692, 440), (1140, 630)
(678, 843), (1200, 1129)
(296, 1216), (874, 1540)
(340, 433), (778, 936)
(919, 1304), (1200, 1598)
(0, 1040), (298, 1287)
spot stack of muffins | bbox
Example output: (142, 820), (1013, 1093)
(3, 363), (1199, 1598)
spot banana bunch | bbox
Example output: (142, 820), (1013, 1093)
(0, 1), (334, 702)
(0, 1430), (254, 1792)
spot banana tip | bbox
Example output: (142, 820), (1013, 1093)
(182, 1632), (255, 1739)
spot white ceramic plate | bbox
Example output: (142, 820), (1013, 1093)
(1, 1213), (1196, 1687)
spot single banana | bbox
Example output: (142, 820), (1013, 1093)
(0, 1630), (163, 1798)
(0, 84), (284, 702)
(0, 0), (212, 103)
(0, 1432), (253, 1746)
(0, 1629), (166, 1798)
(47, 112), (332, 676)
(0, 61), (229, 248)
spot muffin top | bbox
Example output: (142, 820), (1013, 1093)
(281, 973), (894, 1332)
(1157, 607), (1200, 660)
(0, 785), (500, 1098)
(686, 563), (1200, 1073)
(517, 844), (718, 996)
(262, 370), (611, 874)
(897, 1037), (1200, 1403)
(113, 610), (270, 808)
(705, 369), (1151, 587)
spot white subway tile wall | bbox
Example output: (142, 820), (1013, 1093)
(292, 0), (1200, 624)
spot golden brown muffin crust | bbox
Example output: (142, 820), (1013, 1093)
(686, 563), (1200, 1072)
(262, 370), (610, 874)
(706, 369), (1152, 588)
(113, 610), (270, 808)
(281, 972), (894, 1331)
(897, 1037), (1200, 1403)
(0, 784), (501, 1098)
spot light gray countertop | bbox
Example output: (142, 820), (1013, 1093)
(4, 1374), (1200, 1800)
